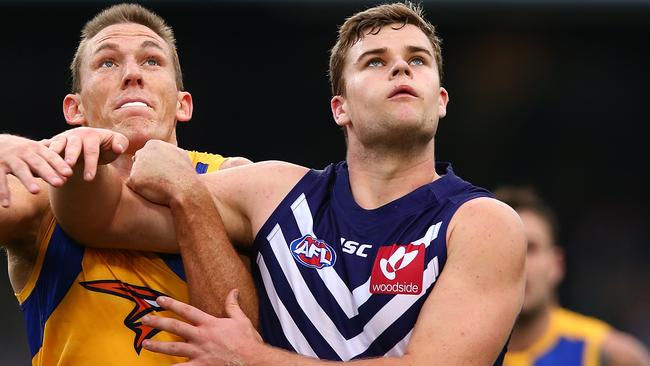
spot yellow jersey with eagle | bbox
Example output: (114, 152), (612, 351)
(15, 151), (225, 366)
(504, 307), (612, 366)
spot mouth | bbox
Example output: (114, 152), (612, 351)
(388, 85), (418, 99)
(116, 99), (153, 110)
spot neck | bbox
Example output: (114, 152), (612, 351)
(345, 140), (438, 209)
(508, 306), (553, 352)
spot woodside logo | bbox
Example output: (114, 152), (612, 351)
(369, 244), (425, 295)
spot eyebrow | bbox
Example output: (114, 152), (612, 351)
(406, 45), (433, 58)
(355, 45), (433, 64)
(93, 40), (164, 55)
(355, 47), (387, 63)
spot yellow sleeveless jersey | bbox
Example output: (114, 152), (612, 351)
(15, 151), (226, 366)
(504, 307), (612, 366)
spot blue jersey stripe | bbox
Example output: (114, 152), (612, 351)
(535, 338), (585, 366)
(20, 226), (84, 357)
(195, 162), (209, 174)
(157, 254), (186, 281)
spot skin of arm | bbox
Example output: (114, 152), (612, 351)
(0, 133), (77, 292)
(601, 330), (650, 366)
(139, 197), (527, 366)
(125, 140), (259, 324)
(1, 177), (50, 292)
(48, 133), (280, 323)
(48, 128), (182, 253)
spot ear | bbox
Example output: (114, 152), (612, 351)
(551, 246), (566, 285)
(331, 95), (350, 128)
(176, 91), (193, 123)
(63, 94), (87, 126)
(438, 87), (450, 118)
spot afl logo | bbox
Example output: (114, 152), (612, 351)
(290, 234), (336, 269)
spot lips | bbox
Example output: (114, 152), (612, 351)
(388, 85), (418, 98)
(115, 98), (152, 110)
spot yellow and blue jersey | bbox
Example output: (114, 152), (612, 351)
(15, 151), (225, 366)
(504, 307), (611, 366)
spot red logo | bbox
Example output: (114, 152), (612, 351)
(370, 244), (424, 295)
(290, 234), (336, 269)
(81, 280), (169, 354)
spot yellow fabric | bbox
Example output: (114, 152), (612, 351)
(187, 150), (226, 173)
(17, 151), (225, 365)
(505, 307), (612, 366)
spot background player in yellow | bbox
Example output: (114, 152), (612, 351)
(0, 3), (255, 365)
(495, 186), (650, 366)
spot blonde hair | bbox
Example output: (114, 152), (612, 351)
(329, 2), (443, 96)
(70, 3), (183, 92)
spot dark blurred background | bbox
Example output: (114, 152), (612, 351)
(1, 0), (648, 364)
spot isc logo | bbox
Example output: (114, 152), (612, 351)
(290, 234), (337, 269)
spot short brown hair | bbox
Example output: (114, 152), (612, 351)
(328, 2), (443, 96)
(70, 3), (183, 93)
(493, 186), (560, 245)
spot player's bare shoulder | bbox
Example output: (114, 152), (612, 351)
(447, 196), (526, 256)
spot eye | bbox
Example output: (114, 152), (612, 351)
(144, 57), (160, 66)
(101, 59), (115, 68)
(409, 57), (425, 66)
(366, 58), (384, 68)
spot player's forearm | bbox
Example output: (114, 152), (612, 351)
(170, 179), (259, 325)
(245, 344), (413, 366)
(49, 163), (123, 245)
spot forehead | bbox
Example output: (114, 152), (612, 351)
(347, 23), (432, 61)
(86, 22), (169, 55)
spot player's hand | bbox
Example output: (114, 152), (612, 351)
(126, 140), (198, 206)
(42, 127), (128, 182)
(0, 134), (73, 207)
(141, 289), (263, 366)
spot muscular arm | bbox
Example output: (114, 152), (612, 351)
(0, 133), (74, 292)
(126, 142), (258, 324)
(1, 177), (50, 292)
(47, 129), (180, 252)
(601, 330), (650, 366)
(142, 197), (527, 365)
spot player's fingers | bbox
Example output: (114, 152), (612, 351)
(82, 134), (101, 181)
(47, 136), (68, 155)
(156, 296), (212, 326)
(141, 339), (196, 358)
(141, 314), (198, 340)
(35, 145), (73, 178)
(8, 158), (48, 193)
(23, 155), (66, 188)
(225, 289), (247, 321)
(61, 134), (83, 168)
(111, 133), (129, 154)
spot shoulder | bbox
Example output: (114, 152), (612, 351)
(553, 307), (611, 334)
(601, 329), (650, 366)
(447, 196), (525, 256)
(202, 161), (309, 190)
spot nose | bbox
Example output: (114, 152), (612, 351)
(390, 59), (412, 79)
(121, 59), (144, 89)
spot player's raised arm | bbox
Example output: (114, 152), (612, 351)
(47, 127), (182, 253)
